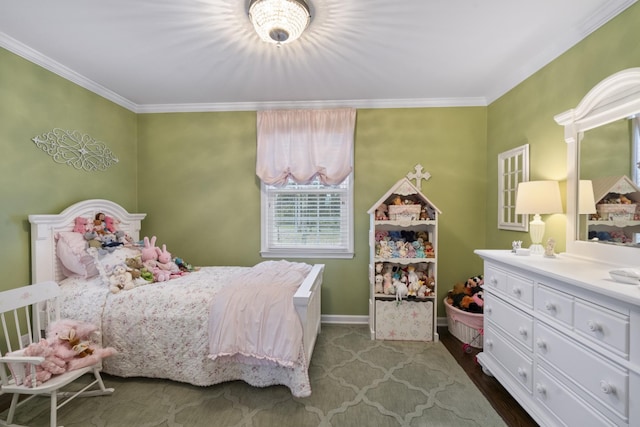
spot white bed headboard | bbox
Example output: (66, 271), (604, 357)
(29, 199), (146, 284)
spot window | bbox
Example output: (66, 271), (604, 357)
(261, 175), (354, 259)
(498, 144), (529, 231)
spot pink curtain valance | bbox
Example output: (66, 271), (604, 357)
(256, 108), (356, 186)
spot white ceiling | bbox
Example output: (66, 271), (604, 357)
(0, 0), (636, 113)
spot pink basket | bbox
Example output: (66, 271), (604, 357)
(443, 298), (483, 348)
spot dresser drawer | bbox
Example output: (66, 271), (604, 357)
(535, 366), (619, 427)
(485, 291), (533, 350)
(484, 326), (533, 393)
(535, 283), (574, 328)
(507, 272), (533, 308)
(535, 322), (628, 419)
(484, 263), (507, 293)
(574, 299), (629, 357)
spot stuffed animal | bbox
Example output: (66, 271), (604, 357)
(375, 203), (388, 220)
(417, 283), (428, 298)
(447, 281), (482, 313)
(104, 215), (116, 233)
(466, 275), (484, 296)
(424, 242), (435, 257)
(382, 270), (394, 295)
(46, 319), (117, 371)
(109, 264), (135, 293)
(22, 339), (67, 387)
(101, 233), (123, 254)
(174, 257), (196, 273)
(84, 231), (102, 249)
(141, 236), (158, 263)
(472, 290), (484, 308)
(94, 212), (107, 235)
(73, 216), (90, 233)
(126, 256), (153, 284)
(155, 244), (181, 277)
(406, 265), (420, 297)
(395, 278), (408, 301)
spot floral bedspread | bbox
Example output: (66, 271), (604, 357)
(58, 266), (312, 397)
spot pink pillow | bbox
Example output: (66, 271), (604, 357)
(56, 232), (98, 278)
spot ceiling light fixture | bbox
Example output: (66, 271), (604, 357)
(249, 0), (311, 45)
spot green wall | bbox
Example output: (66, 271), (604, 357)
(486, 3), (640, 252)
(0, 48), (138, 291)
(137, 108), (487, 316)
(0, 1), (638, 320)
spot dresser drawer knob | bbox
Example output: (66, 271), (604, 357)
(517, 367), (527, 378)
(536, 383), (546, 395)
(544, 301), (556, 311)
(600, 380), (615, 395)
(490, 277), (498, 286)
(512, 287), (522, 296)
(518, 326), (528, 337)
(486, 306), (492, 315)
(486, 339), (493, 349)
(588, 320), (602, 332)
(536, 338), (547, 350)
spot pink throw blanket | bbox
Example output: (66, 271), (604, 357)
(207, 260), (312, 367)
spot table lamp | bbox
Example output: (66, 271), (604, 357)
(515, 180), (563, 254)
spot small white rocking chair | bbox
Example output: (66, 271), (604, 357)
(0, 281), (114, 427)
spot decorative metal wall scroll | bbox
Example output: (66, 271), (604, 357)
(32, 128), (119, 172)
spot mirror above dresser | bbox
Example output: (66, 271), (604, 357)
(555, 67), (640, 266)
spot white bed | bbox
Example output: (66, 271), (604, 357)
(28, 199), (323, 397)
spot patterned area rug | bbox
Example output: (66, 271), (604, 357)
(2, 324), (505, 426)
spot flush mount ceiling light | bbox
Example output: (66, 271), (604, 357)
(249, 0), (311, 45)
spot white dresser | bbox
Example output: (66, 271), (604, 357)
(475, 250), (640, 427)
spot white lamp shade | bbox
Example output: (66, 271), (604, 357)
(515, 180), (563, 254)
(515, 181), (563, 215)
(578, 180), (597, 214)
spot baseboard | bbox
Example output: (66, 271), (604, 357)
(321, 314), (449, 327)
(321, 314), (368, 324)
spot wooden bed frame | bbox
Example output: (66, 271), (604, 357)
(28, 199), (323, 366)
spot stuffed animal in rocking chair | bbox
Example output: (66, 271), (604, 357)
(46, 318), (117, 371)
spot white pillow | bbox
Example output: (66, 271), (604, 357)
(90, 246), (142, 285)
(56, 231), (98, 278)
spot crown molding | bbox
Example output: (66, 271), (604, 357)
(0, 32), (138, 112)
(135, 97), (487, 114)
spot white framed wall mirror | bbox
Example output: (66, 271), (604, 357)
(555, 67), (640, 266)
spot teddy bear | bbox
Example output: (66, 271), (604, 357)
(46, 319), (117, 372)
(126, 256), (154, 284)
(109, 264), (135, 293)
(21, 338), (67, 387)
(423, 242), (435, 258)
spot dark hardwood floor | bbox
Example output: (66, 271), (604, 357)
(438, 326), (539, 427)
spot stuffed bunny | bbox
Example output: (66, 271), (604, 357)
(141, 236), (158, 262)
(156, 244), (182, 276)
